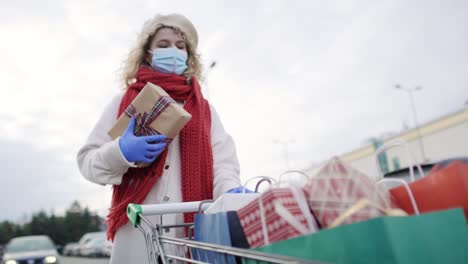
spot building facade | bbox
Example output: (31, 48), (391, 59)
(307, 108), (468, 178)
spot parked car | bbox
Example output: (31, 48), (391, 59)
(62, 242), (79, 256)
(70, 243), (81, 257)
(79, 237), (108, 258)
(77, 232), (106, 257)
(102, 240), (112, 257)
(2, 235), (60, 264)
(384, 157), (468, 181)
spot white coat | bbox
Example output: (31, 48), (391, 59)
(76, 92), (241, 264)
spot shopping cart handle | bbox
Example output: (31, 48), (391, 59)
(127, 203), (143, 227)
(127, 201), (214, 227)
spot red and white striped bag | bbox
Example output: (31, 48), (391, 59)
(237, 187), (319, 248)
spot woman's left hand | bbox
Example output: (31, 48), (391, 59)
(226, 186), (255, 193)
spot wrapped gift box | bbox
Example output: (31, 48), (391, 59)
(108, 82), (192, 166)
(303, 157), (393, 228)
(237, 187), (318, 248)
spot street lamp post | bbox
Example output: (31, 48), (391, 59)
(203, 60), (217, 99)
(395, 84), (427, 161)
(273, 139), (294, 170)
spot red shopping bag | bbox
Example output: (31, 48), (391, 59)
(390, 160), (468, 218)
(237, 187), (319, 248)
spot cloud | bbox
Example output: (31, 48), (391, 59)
(201, 0), (468, 178)
(0, 0), (467, 217)
(0, 139), (112, 221)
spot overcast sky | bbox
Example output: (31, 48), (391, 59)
(0, 0), (467, 221)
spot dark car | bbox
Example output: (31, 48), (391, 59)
(383, 157), (468, 184)
(2, 235), (60, 264)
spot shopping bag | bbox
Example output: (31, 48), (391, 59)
(204, 193), (260, 214)
(251, 208), (468, 264)
(303, 157), (394, 228)
(237, 187), (319, 248)
(193, 211), (248, 263)
(390, 160), (468, 218)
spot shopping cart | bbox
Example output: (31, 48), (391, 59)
(127, 201), (327, 264)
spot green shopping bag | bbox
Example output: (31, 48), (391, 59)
(249, 208), (468, 264)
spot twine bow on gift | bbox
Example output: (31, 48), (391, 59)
(124, 95), (175, 137)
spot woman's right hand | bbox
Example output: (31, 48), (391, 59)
(118, 117), (167, 163)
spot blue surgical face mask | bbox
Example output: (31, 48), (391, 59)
(150, 47), (188, 75)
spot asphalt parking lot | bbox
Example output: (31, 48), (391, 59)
(60, 256), (110, 264)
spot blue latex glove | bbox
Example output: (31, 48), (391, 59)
(118, 117), (167, 163)
(226, 186), (255, 194)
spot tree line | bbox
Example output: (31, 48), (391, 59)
(0, 201), (104, 246)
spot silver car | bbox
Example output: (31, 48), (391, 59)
(76, 232), (106, 257)
(2, 235), (59, 264)
(79, 237), (108, 258)
(62, 242), (79, 257)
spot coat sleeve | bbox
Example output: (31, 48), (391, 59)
(210, 105), (242, 199)
(76, 93), (134, 186)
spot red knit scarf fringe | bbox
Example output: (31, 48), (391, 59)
(106, 67), (214, 241)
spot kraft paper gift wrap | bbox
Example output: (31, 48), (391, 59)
(108, 82), (192, 166)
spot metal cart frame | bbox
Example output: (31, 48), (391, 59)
(127, 201), (326, 264)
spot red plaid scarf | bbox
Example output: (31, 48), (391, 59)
(106, 66), (214, 241)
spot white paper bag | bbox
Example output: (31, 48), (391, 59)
(204, 193), (260, 214)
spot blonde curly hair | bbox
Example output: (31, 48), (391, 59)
(120, 14), (202, 87)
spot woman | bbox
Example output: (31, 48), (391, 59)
(77, 13), (243, 263)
